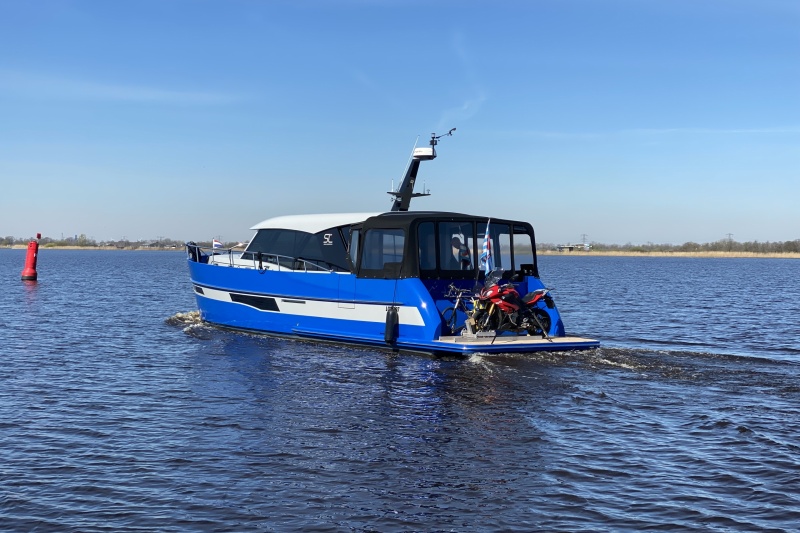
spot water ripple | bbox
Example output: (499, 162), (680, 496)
(2, 250), (799, 531)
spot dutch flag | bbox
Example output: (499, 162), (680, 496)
(479, 219), (494, 274)
(212, 239), (223, 249)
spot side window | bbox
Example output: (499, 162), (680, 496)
(243, 228), (310, 269)
(418, 222), (436, 270)
(497, 227), (512, 271)
(513, 226), (534, 268)
(361, 229), (405, 270)
(349, 228), (360, 267)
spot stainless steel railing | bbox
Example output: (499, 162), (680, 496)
(185, 243), (341, 273)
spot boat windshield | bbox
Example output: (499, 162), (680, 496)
(243, 227), (350, 271)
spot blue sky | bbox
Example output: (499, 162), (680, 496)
(1, 0), (798, 245)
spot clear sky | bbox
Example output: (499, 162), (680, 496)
(1, 0), (798, 245)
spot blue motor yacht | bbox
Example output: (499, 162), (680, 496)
(186, 132), (599, 355)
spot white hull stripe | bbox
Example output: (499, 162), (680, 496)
(196, 286), (426, 326)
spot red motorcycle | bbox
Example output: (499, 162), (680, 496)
(470, 270), (553, 337)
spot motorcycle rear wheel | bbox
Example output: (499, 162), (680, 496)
(526, 309), (552, 337)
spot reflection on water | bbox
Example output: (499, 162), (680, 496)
(539, 256), (800, 360)
(1, 250), (799, 531)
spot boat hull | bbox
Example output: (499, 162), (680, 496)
(188, 260), (599, 355)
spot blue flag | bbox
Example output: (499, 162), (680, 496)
(479, 219), (494, 274)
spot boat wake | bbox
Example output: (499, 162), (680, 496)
(466, 353), (499, 375)
(165, 310), (201, 327)
(461, 344), (800, 387)
(164, 311), (214, 339)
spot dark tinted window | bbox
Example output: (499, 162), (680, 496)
(247, 229), (309, 257)
(513, 225), (534, 267)
(418, 222), (436, 270)
(245, 228), (349, 271)
(439, 221), (475, 272)
(360, 229), (405, 270)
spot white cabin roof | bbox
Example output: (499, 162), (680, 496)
(250, 212), (381, 234)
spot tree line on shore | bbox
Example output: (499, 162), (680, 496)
(1, 234), (191, 249)
(4, 234), (800, 254)
(537, 238), (800, 254)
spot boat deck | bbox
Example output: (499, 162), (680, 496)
(430, 334), (600, 354)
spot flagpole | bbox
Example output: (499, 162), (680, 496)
(478, 218), (492, 283)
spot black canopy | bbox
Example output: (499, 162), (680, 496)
(354, 211), (539, 280)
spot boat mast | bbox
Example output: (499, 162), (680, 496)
(389, 128), (455, 212)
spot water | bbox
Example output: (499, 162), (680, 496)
(1, 249), (798, 531)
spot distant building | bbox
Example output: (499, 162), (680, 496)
(556, 243), (591, 252)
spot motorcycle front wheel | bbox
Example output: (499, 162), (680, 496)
(476, 309), (501, 332)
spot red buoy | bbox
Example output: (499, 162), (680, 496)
(21, 233), (41, 281)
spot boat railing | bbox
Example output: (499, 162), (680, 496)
(186, 243), (341, 273)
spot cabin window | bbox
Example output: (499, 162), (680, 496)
(477, 222), (511, 271)
(349, 228), (360, 267)
(244, 229), (309, 268)
(439, 221), (475, 271)
(360, 228), (405, 271)
(243, 228), (350, 271)
(513, 225), (534, 267)
(247, 229), (306, 257)
(497, 227), (512, 271)
(418, 222), (436, 270)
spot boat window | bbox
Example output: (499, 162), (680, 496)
(491, 224), (514, 270)
(439, 221), (475, 271)
(247, 229), (304, 256)
(243, 229), (308, 268)
(497, 228), (512, 271)
(418, 222), (436, 271)
(360, 228), (405, 271)
(513, 225), (534, 267)
(243, 228), (349, 271)
(478, 222), (510, 271)
(349, 228), (360, 267)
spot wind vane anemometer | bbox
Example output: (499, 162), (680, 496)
(389, 128), (456, 211)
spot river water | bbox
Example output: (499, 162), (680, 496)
(1, 249), (798, 531)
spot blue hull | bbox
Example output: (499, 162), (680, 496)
(188, 260), (599, 355)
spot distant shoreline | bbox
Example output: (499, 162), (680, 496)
(5, 244), (799, 258)
(537, 250), (800, 259)
(5, 245), (185, 251)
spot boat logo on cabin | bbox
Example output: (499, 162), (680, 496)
(323, 234), (333, 246)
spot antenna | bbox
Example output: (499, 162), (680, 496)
(388, 128), (455, 211)
(430, 128), (456, 149)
